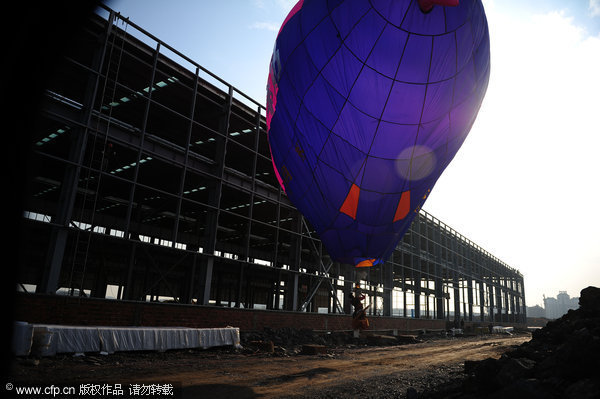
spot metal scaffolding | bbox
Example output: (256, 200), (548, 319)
(18, 4), (526, 324)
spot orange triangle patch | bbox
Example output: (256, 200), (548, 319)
(393, 190), (410, 222)
(340, 184), (360, 219)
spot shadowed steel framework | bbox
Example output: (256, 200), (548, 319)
(19, 5), (526, 324)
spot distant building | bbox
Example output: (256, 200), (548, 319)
(543, 291), (579, 319)
(526, 305), (545, 318)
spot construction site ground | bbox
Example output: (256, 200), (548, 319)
(8, 330), (531, 398)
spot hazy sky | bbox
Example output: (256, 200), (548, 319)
(103, 0), (600, 307)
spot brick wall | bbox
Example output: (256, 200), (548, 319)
(13, 292), (449, 332)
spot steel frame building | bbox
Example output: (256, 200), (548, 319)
(19, 5), (526, 324)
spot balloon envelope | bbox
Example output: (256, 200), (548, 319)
(266, 0), (490, 267)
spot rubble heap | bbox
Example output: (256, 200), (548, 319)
(240, 327), (422, 355)
(449, 286), (600, 399)
(241, 327), (329, 349)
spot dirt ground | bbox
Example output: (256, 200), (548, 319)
(7, 333), (530, 399)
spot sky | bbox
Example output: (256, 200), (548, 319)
(102, 0), (600, 307)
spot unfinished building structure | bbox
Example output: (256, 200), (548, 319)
(18, 5), (526, 326)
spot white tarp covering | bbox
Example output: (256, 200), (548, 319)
(14, 323), (240, 356)
(492, 326), (514, 334)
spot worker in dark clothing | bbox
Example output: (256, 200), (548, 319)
(350, 289), (369, 330)
(350, 292), (365, 318)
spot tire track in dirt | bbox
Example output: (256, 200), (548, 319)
(125, 335), (529, 398)
(250, 336), (529, 397)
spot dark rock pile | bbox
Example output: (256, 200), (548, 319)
(430, 286), (600, 399)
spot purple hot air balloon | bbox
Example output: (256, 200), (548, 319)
(266, 0), (490, 268)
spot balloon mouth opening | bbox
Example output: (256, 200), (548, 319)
(356, 259), (375, 268)
(355, 258), (382, 268)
